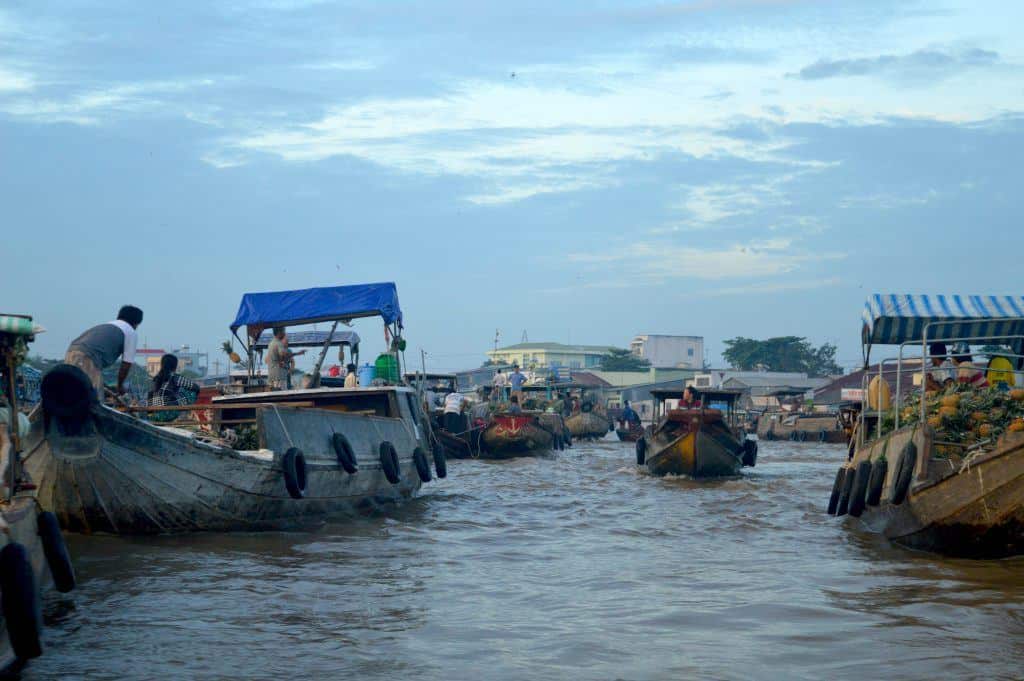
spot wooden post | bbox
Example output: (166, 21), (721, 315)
(3, 349), (20, 502)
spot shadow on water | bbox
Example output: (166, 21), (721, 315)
(23, 438), (1024, 680)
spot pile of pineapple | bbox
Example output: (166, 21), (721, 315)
(888, 385), (1024, 449)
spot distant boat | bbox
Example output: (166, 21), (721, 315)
(638, 388), (756, 478)
(480, 413), (555, 458)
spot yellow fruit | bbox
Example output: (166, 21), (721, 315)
(229, 352), (241, 363)
(939, 406), (958, 419)
(927, 416), (943, 428)
(1010, 389), (1024, 402)
(1009, 420), (1024, 433)
(978, 424), (993, 438)
(970, 411), (988, 424)
(941, 394), (961, 408)
(868, 376), (892, 410)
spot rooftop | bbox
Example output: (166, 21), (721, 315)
(488, 342), (616, 354)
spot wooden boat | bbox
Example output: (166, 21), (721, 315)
(616, 424), (643, 442)
(758, 413), (845, 443)
(23, 283), (446, 535)
(480, 413), (554, 459)
(829, 294), (1024, 557)
(638, 388), (756, 478)
(1, 316), (75, 673)
(565, 411), (610, 439)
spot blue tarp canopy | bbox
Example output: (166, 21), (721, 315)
(253, 329), (360, 350)
(862, 294), (1024, 346)
(230, 283), (402, 333)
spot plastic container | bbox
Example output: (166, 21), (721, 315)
(374, 353), (399, 384)
(357, 363), (375, 387)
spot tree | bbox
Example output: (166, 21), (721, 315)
(599, 348), (651, 372)
(722, 336), (842, 377)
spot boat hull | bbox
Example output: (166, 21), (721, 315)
(844, 426), (1024, 557)
(0, 496), (51, 673)
(616, 427), (642, 442)
(24, 405), (425, 535)
(758, 413), (844, 442)
(480, 415), (553, 459)
(645, 430), (743, 478)
(566, 412), (609, 439)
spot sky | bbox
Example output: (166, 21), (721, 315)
(2, 0), (1022, 373)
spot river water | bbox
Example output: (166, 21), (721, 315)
(25, 439), (1024, 680)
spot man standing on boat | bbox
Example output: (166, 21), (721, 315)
(492, 368), (508, 402)
(266, 327), (305, 391)
(443, 390), (467, 434)
(64, 305), (143, 399)
(509, 365), (526, 404)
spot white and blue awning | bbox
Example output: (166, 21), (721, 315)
(862, 294), (1024, 346)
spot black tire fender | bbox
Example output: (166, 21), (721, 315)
(865, 458), (888, 506)
(848, 460), (873, 517)
(413, 447), (432, 483)
(379, 441), (401, 484)
(827, 466), (846, 515)
(764, 430), (774, 441)
(0, 542), (43, 660)
(798, 430), (808, 442)
(37, 511), (75, 593)
(889, 442), (917, 505)
(836, 466), (855, 516)
(818, 430), (828, 443)
(282, 447), (307, 499)
(41, 363), (96, 427)
(432, 440), (448, 479)
(331, 433), (358, 474)
(741, 439), (757, 467)
(636, 438), (647, 466)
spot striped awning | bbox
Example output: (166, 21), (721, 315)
(862, 294), (1024, 346)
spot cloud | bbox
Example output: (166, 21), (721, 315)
(0, 66), (33, 92)
(691, 276), (841, 297)
(567, 237), (845, 282)
(792, 47), (1001, 82)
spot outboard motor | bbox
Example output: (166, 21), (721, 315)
(40, 364), (97, 435)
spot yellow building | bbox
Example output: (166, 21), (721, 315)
(486, 342), (614, 371)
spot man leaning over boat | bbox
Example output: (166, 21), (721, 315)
(64, 305), (143, 398)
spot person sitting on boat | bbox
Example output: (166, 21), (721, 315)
(344, 363), (358, 388)
(925, 342), (956, 392)
(147, 354), (200, 423)
(621, 400), (641, 428)
(443, 390), (467, 434)
(679, 387), (701, 409)
(492, 368), (508, 402)
(471, 388), (491, 424)
(64, 305), (143, 399)
(954, 351), (988, 389)
(570, 395), (581, 415)
(507, 394), (523, 415)
(266, 327), (306, 391)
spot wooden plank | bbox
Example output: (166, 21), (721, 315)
(127, 401), (315, 413)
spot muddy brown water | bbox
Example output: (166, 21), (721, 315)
(25, 440), (1024, 680)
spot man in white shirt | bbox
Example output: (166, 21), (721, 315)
(443, 390), (467, 434)
(492, 369), (508, 402)
(64, 305), (143, 398)
(925, 341), (956, 391)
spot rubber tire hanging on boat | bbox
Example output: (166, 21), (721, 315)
(282, 447), (307, 499)
(835, 466), (855, 516)
(40, 363), (95, 425)
(818, 430), (828, 443)
(331, 433), (358, 474)
(37, 511), (75, 593)
(412, 447), (432, 483)
(865, 458), (888, 506)
(0, 542), (43, 660)
(379, 442), (401, 485)
(847, 460), (873, 517)
(889, 442), (917, 505)
(798, 430), (808, 442)
(764, 430), (774, 441)
(827, 467), (846, 515)
(636, 438), (647, 466)
(432, 441), (448, 479)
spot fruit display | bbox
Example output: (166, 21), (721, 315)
(881, 384), (1024, 449)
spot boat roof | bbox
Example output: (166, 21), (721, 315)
(253, 329), (360, 350)
(230, 282), (402, 333)
(650, 387), (743, 403)
(212, 385), (413, 403)
(766, 387), (811, 397)
(862, 294), (1024, 346)
(404, 372), (457, 380)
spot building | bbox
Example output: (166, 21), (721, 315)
(630, 334), (704, 368)
(813, 360), (924, 407)
(485, 342), (615, 371)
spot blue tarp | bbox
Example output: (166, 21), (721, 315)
(230, 283), (402, 332)
(862, 294), (1024, 345)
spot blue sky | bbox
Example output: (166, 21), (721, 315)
(2, 0), (1022, 372)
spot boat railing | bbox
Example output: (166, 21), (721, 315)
(859, 325), (1024, 448)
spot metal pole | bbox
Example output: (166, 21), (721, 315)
(4, 351), (20, 502)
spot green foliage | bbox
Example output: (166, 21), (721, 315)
(599, 348), (651, 372)
(722, 336), (842, 377)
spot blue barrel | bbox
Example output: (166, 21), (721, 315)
(357, 363), (375, 387)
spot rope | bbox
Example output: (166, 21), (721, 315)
(271, 405), (295, 448)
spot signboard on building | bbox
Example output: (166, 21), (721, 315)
(841, 388), (864, 401)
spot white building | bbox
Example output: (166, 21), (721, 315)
(630, 334), (704, 369)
